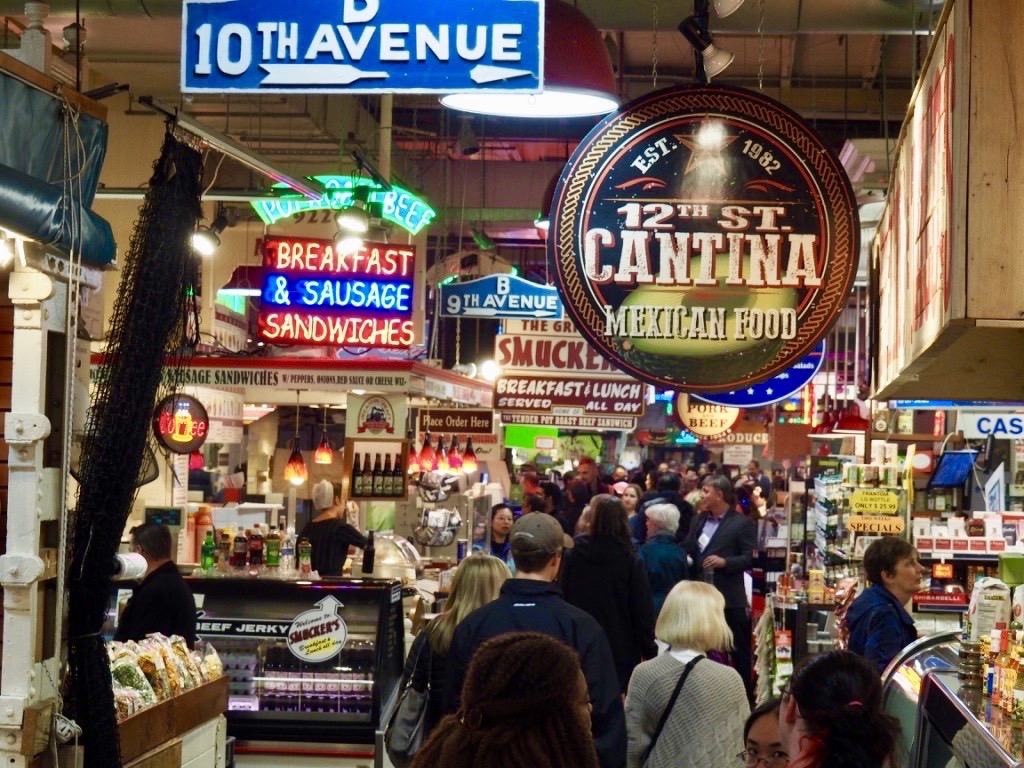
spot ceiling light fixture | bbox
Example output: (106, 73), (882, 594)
(713, 0), (746, 17)
(334, 232), (364, 253)
(192, 212), (229, 257)
(0, 235), (13, 268)
(137, 96), (324, 201)
(679, 17), (735, 80)
(217, 265), (263, 296)
(440, 0), (618, 119)
(457, 118), (480, 157)
(335, 184), (371, 234)
(314, 406), (334, 464)
(283, 392), (308, 486)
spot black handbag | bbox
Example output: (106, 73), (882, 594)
(384, 635), (434, 767)
(641, 655), (703, 766)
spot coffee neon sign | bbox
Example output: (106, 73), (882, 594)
(257, 235), (417, 349)
(152, 395), (209, 454)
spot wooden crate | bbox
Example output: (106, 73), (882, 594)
(119, 677), (228, 765)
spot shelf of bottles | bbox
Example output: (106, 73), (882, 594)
(813, 474), (851, 585)
(343, 438), (410, 502)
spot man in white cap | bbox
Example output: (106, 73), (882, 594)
(443, 513), (626, 768)
(297, 480), (367, 576)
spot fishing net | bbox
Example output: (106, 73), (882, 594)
(64, 127), (202, 768)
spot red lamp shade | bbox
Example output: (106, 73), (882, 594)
(314, 433), (334, 464)
(462, 438), (479, 474)
(834, 404), (870, 433)
(448, 435), (463, 471)
(436, 436), (450, 473)
(284, 442), (307, 485)
(189, 450), (205, 471)
(408, 443), (421, 474)
(440, 1), (618, 118)
(418, 432), (436, 472)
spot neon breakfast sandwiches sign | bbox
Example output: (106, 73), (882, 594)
(257, 235), (416, 349)
(549, 84), (858, 392)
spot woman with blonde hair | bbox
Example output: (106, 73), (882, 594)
(625, 581), (749, 768)
(400, 554), (511, 738)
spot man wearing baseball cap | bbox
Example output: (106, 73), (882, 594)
(443, 513), (626, 768)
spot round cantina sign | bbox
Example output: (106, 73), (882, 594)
(549, 84), (858, 392)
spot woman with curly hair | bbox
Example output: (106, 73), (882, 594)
(780, 650), (902, 768)
(412, 632), (600, 768)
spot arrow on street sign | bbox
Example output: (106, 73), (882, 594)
(260, 64), (389, 86)
(470, 64), (534, 84)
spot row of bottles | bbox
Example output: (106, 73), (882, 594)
(199, 516), (313, 576)
(351, 452), (405, 498)
(980, 621), (1024, 718)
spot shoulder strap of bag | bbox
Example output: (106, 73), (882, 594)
(404, 631), (432, 694)
(642, 655), (703, 765)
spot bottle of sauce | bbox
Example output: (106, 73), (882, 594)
(372, 454), (384, 496)
(361, 530), (375, 575)
(352, 452), (363, 497)
(392, 453), (404, 497)
(266, 525), (281, 569)
(200, 531), (216, 572)
(249, 523), (265, 567)
(382, 454), (394, 496)
(232, 529), (249, 568)
(297, 537), (312, 575)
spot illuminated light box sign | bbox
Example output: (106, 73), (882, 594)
(693, 340), (825, 408)
(549, 84), (858, 392)
(152, 394), (209, 454)
(252, 176), (435, 234)
(257, 235), (416, 349)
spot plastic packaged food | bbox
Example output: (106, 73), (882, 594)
(110, 658), (158, 706)
(135, 643), (171, 700)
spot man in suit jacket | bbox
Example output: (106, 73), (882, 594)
(684, 474), (757, 697)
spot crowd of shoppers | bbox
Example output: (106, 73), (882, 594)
(397, 456), (907, 768)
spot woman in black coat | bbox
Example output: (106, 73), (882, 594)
(559, 494), (658, 693)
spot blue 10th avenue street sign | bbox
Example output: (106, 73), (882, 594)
(440, 274), (563, 320)
(182, 0), (544, 94)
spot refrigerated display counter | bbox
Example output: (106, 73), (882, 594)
(107, 577), (405, 767)
(882, 630), (1024, 768)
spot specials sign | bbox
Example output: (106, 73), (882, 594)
(549, 84), (858, 392)
(257, 235), (416, 349)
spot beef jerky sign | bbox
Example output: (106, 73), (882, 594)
(549, 84), (858, 392)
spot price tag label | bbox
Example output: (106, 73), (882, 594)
(849, 488), (900, 515)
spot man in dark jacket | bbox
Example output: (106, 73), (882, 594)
(684, 475), (756, 696)
(631, 472), (694, 545)
(115, 523), (198, 646)
(444, 513), (626, 768)
(846, 537), (924, 674)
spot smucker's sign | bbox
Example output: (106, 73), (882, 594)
(549, 84), (858, 392)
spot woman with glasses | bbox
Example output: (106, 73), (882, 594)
(737, 699), (788, 768)
(779, 650), (901, 768)
(625, 581), (748, 768)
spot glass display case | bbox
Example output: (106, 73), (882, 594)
(106, 577), (405, 752)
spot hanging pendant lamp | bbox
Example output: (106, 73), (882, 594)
(449, 435), (464, 471)
(436, 435), (450, 473)
(440, 1), (618, 118)
(462, 437), (479, 474)
(314, 406), (334, 464)
(419, 431), (436, 471)
(189, 450), (205, 471)
(283, 393), (308, 485)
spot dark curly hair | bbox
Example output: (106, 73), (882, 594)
(788, 650), (901, 768)
(411, 632), (600, 768)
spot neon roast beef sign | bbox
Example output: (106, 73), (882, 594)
(550, 84), (858, 392)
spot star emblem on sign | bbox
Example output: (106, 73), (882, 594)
(676, 124), (739, 176)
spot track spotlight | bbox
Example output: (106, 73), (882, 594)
(334, 231), (364, 253)
(335, 185), (371, 233)
(678, 17), (735, 80)
(713, 0), (745, 17)
(0, 235), (13, 268)
(457, 118), (480, 157)
(191, 213), (229, 257)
